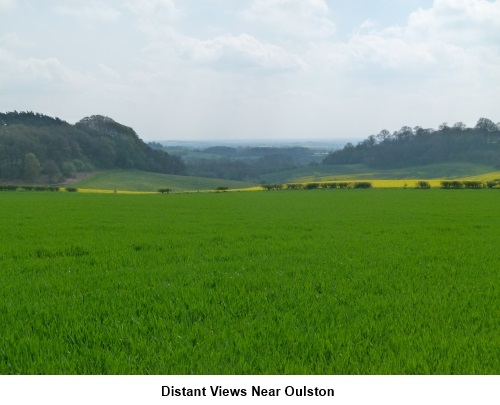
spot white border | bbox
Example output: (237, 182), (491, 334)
(1, 375), (498, 405)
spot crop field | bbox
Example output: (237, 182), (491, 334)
(294, 172), (500, 186)
(0, 190), (498, 374)
(261, 162), (499, 184)
(73, 169), (258, 192)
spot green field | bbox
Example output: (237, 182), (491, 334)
(1, 190), (498, 374)
(68, 164), (500, 192)
(261, 162), (499, 184)
(73, 169), (258, 192)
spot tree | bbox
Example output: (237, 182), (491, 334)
(42, 160), (62, 183)
(23, 153), (41, 182)
(396, 126), (414, 142)
(475, 117), (497, 132)
(376, 129), (391, 143)
(438, 122), (450, 131)
(415, 181), (431, 189)
(453, 122), (467, 131)
(62, 161), (77, 177)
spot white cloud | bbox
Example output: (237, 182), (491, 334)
(0, 33), (33, 49)
(243, 0), (336, 39)
(55, 3), (121, 24)
(124, 0), (181, 41)
(126, 0), (180, 22)
(98, 63), (121, 80)
(296, 0), (500, 135)
(2, 0), (499, 140)
(0, 48), (93, 92)
(0, 0), (15, 11)
(177, 33), (306, 72)
(315, 0), (500, 74)
(407, 0), (500, 45)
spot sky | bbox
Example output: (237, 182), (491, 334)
(1, 0), (499, 141)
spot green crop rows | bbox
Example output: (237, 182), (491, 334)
(0, 190), (498, 374)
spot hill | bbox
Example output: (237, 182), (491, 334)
(155, 144), (326, 182)
(322, 118), (500, 169)
(0, 112), (185, 183)
(72, 169), (258, 192)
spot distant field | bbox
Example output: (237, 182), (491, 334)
(1, 190), (498, 374)
(72, 169), (258, 192)
(67, 164), (500, 193)
(261, 162), (499, 184)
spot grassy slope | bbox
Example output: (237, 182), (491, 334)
(72, 170), (258, 192)
(70, 163), (500, 192)
(261, 162), (499, 184)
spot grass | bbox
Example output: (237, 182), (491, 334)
(68, 164), (500, 193)
(0, 190), (498, 374)
(72, 169), (258, 192)
(261, 162), (499, 184)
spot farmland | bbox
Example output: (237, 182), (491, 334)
(261, 162), (500, 184)
(0, 190), (498, 374)
(68, 164), (500, 192)
(73, 169), (258, 192)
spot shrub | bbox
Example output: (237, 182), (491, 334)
(261, 184), (283, 191)
(216, 186), (229, 192)
(304, 183), (320, 190)
(415, 181), (431, 189)
(441, 181), (463, 189)
(353, 182), (372, 189)
(33, 186), (59, 192)
(65, 187), (78, 192)
(0, 184), (17, 191)
(463, 181), (485, 189)
(286, 183), (303, 190)
(337, 182), (352, 189)
(158, 188), (172, 194)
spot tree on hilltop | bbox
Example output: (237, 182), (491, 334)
(475, 117), (497, 132)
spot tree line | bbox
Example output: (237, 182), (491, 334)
(261, 182), (373, 190)
(323, 118), (500, 168)
(0, 112), (186, 183)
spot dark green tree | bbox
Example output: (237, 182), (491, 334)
(23, 153), (41, 182)
(475, 117), (497, 132)
(42, 160), (62, 183)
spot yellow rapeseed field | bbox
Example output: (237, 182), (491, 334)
(294, 171), (500, 188)
(67, 170), (500, 193)
(356, 179), (443, 188)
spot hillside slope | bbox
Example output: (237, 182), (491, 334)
(72, 170), (258, 192)
(323, 118), (500, 169)
(261, 162), (500, 184)
(0, 112), (185, 183)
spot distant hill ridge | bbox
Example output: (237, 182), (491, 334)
(323, 118), (500, 169)
(2, 111), (499, 186)
(0, 111), (186, 183)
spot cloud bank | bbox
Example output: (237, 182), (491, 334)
(0, 0), (499, 140)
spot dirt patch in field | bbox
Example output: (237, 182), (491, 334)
(58, 172), (95, 186)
